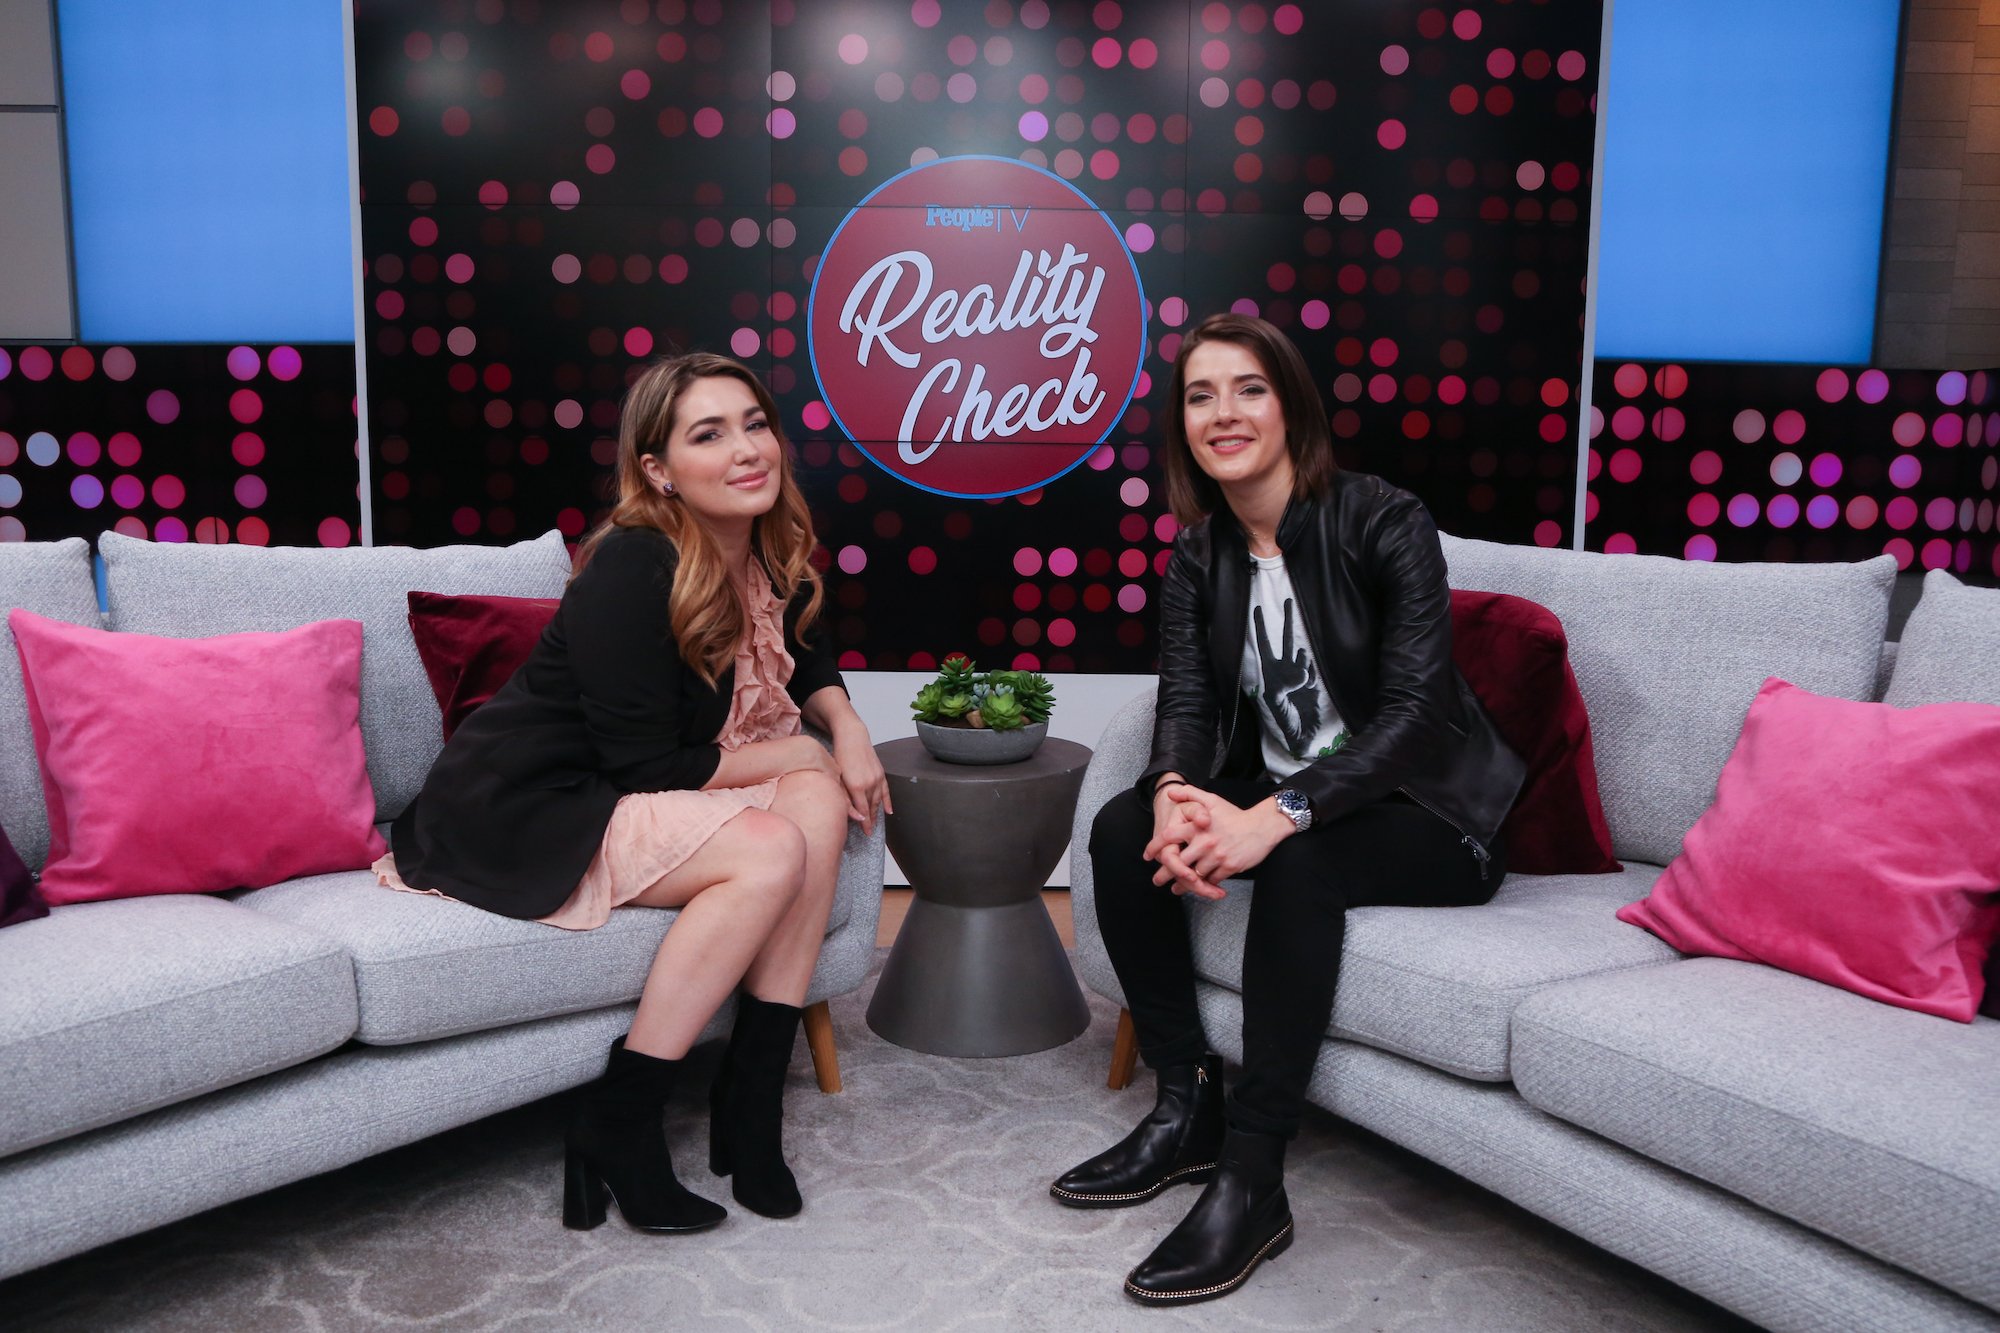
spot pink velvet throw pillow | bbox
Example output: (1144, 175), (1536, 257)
(1618, 677), (2000, 1022)
(10, 610), (385, 906)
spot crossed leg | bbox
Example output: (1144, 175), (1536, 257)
(619, 769), (852, 1059)
(741, 769), (850, 1006)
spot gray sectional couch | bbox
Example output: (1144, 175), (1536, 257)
(1070, 540), (2000, 1333)
(0, 532), (886, 1281)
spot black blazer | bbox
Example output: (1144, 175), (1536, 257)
(389, 525), (843, 919)
(1140, 470), (1525, 853)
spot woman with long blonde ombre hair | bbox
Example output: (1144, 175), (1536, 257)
(383, 351), (889, 1234)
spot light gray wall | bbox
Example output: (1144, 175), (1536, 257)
(0, 0), (73, 341)
(0, 0), (56, 102)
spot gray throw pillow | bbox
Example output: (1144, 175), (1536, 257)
(1440, 536), (1894, 866)
(1883, 569), (2000, 709)
(99, 530), (573, 822)
(0, 538), (103, 868)
(1883, 569), (2000, 1020)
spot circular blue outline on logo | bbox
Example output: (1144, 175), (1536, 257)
(805, 153), (1149, 501)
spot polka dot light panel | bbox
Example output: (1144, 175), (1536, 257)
(353, 0), (1606, 669)
(1585, 362), (2000, 581)
(0, 345), (362, 548)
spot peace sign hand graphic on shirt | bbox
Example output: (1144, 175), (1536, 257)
(1253, 599), (1322, 756)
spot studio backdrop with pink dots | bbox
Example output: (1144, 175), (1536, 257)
(353, 0), (1604, 671)
(0, 345), (363, 549)
(1585, 363), (1999, 580)
(1, 4), (1991, 598)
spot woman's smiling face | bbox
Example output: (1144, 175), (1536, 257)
(641, 375), (783, 532)
(1179, 338), (1294, 499)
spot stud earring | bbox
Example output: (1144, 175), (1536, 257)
(661, 479), (676, 497)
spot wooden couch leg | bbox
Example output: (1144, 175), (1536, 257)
(1107, 1007), (1138, 1090)
(802, 1000), (841, 1093)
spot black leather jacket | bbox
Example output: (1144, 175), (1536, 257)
(1139, 469), (1526, 861)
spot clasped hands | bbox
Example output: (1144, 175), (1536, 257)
(1145, 780), (1296, 900)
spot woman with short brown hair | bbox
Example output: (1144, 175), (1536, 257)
(1051, 314), (1525, 1305)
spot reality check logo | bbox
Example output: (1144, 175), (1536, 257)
(837, 241), (1108, 462)
(925, 204), (1033, 233)
(807, 154), (1146, 499)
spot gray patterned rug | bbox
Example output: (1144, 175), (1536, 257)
(3, 956), (1750, 1331)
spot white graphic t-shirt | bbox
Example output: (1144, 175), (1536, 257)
(1238, 551), (1349, 782)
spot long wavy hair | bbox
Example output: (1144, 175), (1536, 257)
(1160, 313), (1338, 527)
(576, 352), (822, 687)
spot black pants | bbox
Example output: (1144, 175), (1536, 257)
(1090, 778), (1505, 1139)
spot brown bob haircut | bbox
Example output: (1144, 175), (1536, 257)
(1159, 312), (1338, 526)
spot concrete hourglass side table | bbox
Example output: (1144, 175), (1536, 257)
(866, 736), (1093, 1057)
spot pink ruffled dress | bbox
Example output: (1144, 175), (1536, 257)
(375, 564), (804, 930)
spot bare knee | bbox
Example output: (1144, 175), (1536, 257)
(779, 766), (845, 813)
(729, 809), (808, 898)
(778, 768), (852, 842)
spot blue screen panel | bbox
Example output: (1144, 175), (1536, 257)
(59, 0), (352, 343)
(1594, 0), (1900, 364)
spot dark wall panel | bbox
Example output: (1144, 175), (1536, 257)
(355, 0), (1603, 671)
(1585, 362), (1999, 585)
(0, 344), (362, 547)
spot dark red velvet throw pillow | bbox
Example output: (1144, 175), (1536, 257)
(1450, 589), (1620, 875)
(0, 821), (46, 929)
(407, 591), (560, 740)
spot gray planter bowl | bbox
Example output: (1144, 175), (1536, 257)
(915, 720), (1048, 765)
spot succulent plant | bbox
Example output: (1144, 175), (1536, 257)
(913, 657), (1056, 732)
(977, 688), (1026, 731)
(938, 653), (977, 691)
(1010, 671), (1056, 722)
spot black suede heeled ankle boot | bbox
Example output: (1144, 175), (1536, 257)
(563, 1038), (727, 1233)
(1123, 1127), (1293, 1305)
(707, 995), (805, 1219)
(1049, 1053), (1224, 1208)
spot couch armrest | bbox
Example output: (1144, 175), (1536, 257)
(1068, 685), (1160, 1006)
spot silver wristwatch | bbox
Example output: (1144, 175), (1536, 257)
(1273, 788), (1314, 834)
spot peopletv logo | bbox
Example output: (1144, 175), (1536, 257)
(807, 155), (1146, 499)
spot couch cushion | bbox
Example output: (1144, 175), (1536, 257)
(0, 1003), (643, 1283)
(1873, 570), (2000, 1020)
(0, 895), (357, 1159)
(1449, 589), (1618, 875)
(98, 530), (573, 823)
(1512, 957), (2000, 1312)
(1188, 862), (1680, 1080)
(1440, 537), (1894, 865)
(1618, 677), (2000, 1023)
(0, 820), (42, 929)
(1873, 638), (1898, 702)
(237, 868), (854, 1045)
(1068, 686), (1159, 1004)
(406, 590), (560, 740)
(0, 538), (104, 869)
(1885, 569), (2000, 708)
(13, 612), (385, 906)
